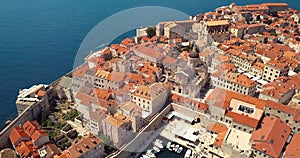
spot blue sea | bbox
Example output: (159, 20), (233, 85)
(0, 0), (299, 128)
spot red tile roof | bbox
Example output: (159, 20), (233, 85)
(22, 121), (40, 137)
(206, 123), (228, 147)
(15, 141), (38, 158)
(68, 134), (103, 158)
(54, 150), (71, 158)
(107, 71), (125, 83)
(31, 129), (48, 142)
(215, 63), (236, 72)
(284, 134), (300, 158)
(266, 59), (289, 70)
(225, 111), (260, 128)
(132, 44), (164, 59)
(172, 93), (208, 112)
(37, 90), (46, 97)
(265, 100), (300, 121)
(73, 64), (88, 78)
(9, 127), (30, 146)
(94, 88), (111, 100)
(251, 116), (291, 158)
(212, 71), (257, 87)
(206, 88), (267, 109)
(121, 38), (135, 47)
(162, 56), (177, 65)
(262, 74), (300, 100)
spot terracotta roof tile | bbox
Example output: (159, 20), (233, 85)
(68, 134), (103, 158)
(206, 123), (228, 147)
(225, 111), (259, 128)
(22, 121), (40, 137)
(9, 127), (30, 146)
(206, 88), (267, 110)
(31, 129), (49, 142)
(284, 134), (300, 158)
(73, 64), (88, 78)
(251, 116), (291, 158)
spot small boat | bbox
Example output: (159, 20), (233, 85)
(146, 150), (156, 158)
(170, 144), (175, 151)
(174, 144), (179, 152)
(153, 140), (163, 149)
(153, 146), (160, 153)
(177, 147), (183, 154)
(155, 139), (163, 144)
(166, 142), (171, 150)
(184, 149), (192, 158)
(142, 155), (150, 158)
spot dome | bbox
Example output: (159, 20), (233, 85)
(189, 47), (199, 58)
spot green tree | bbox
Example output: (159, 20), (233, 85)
(146, 27), (156, 38)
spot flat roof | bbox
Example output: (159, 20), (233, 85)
(172, 123), (198, 142)
(230, 98), (264, 120)
(206, 20), (229, 26)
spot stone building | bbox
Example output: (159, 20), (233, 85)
(16, 84), (50, 114)
(204, 20), (230, 42)
(250, 116), (291, 158)
(262, 59), (289, 82)
(117, 102), (144, 132)
(211, 72), (257, 96)
(264, 100), (300, 134)
(102, 113), (133, 148)
(88, 109), (106, 136)
(56, 76), (74, 102)
(156, 20), (196, 41)
(206, 87), (267, 132)
(130, 82), (169, 118)
(67, 134), (104, 158)
(259, 76), (297, 104)
(169, 47), (208, 98)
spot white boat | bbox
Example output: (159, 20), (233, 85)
(166, 142), (171, 150)
(170, 144), (175, 151)
(153, 140), (163, 149)
(155, 139), (163, 144)
(177, 147), (183, 154)
(153, 146), (160, 153)
(142, 155), (150, 158)
(174, 144), (179, 152)
(184, 149), (192, 158)
(146, 150), (156, 158)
